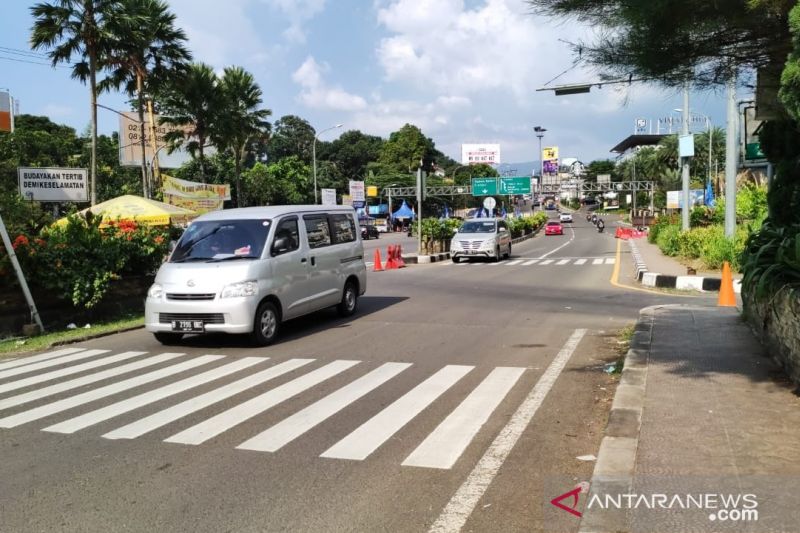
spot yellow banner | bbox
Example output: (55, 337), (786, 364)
(366, 186), (378, 197)
(542, 146), (559, 160)
(163, 193), (225, 215)
(162, 174), (231, 200)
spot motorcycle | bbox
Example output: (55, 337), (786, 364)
(597, 219), (605, 233)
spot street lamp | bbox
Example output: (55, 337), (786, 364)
(534, 126), (547, 207)
(674, 108), (713, 189)
(313, 123), (343, 204)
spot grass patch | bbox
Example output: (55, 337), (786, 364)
(608, 323), (635, 374)
(0, 313), (144, 357)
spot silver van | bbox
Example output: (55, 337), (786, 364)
(145, 205), (367, 346)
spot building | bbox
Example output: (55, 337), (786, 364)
(0, 90), (15, 133)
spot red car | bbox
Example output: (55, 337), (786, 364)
(545, 220), (564, 235)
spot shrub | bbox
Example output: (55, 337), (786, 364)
(655, 224), (681, 256)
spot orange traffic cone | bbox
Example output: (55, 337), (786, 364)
(373, 248), (384, 272)
(718, 261), (736, 307)
(396, 245), (406, 268)
(385, 245), (397, 269)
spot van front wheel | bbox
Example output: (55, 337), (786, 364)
(337, 281), (358, 317)
(251, 301), (279, 346)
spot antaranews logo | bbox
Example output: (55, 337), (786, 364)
(550, 482), (591, 518)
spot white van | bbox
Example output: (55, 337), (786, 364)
(145, 205), (367, 346)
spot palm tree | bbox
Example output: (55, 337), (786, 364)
(30, 0), (123, 205)
(100, 0), (191, 198)
(214, 66), (271, 206)
(158, 63), (220, 181)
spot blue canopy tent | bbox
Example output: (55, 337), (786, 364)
(392, 200), (415, 220)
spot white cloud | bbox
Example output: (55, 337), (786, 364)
(262, 0), (326, 44)
(292, 57), (368, 111)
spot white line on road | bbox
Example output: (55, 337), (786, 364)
(555, 259), (570, 265)
(537, 224), (576, 259)
(574, 258), (587, 265)
(238, 362), (412, 453)
(539, 259), (554, 265)
(104, 358), (314, 440)
(0, 355), (221, 428)
(0, 347), (88, 372)
(504, 260), (523, 266)
(0, 353), (185, 411)
(321, 365), (474, 461)
(592, 258), (603, 265)
(0, 351), (146, 395)
(428, 329), (587, 533)
(402, 367), (525, 470)
(0, 349), (109, 381)
(43, 357), (266, 434)
(521, 259), (539, 266)
(605, 258), (616, 265)
(165, 360), (360, 446)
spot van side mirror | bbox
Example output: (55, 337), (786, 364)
(271, 237), (289, 256)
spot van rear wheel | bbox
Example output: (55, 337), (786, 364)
(251, 301), (279, 346)
(337, 281), (358, 317)
(154, 332), (183, 345)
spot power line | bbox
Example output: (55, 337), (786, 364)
(0, 53), (73, 69)
(0, 45), (50, 59)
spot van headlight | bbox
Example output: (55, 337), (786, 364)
(221, 280), (259, 298)
(451, 239), (462, 250)
(147, 283), (163, 299)
(480, 238), (496, 250)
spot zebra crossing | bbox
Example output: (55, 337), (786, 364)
(0, 346), (555, 471)
(452, 256), (616, 267)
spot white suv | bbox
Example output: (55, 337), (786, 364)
(450, 218), (512, 263)
(559, 212), (573, 223)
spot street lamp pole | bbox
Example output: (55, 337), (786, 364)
(534, 126), (547, 208)
(313, 123), (343, 204)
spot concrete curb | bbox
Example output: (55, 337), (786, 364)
(626, 239), (741, 294)
(578, 307), (655, 533)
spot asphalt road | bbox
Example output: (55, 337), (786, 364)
(0, 211), (713, 533)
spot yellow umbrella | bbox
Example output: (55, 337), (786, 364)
(56, 195), (197, 227)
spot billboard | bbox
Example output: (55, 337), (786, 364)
(667, 189), (705, 209)
(118, 112), (211, 169)
(0, 90), (14, 133)
(461, 143), (500, 166)
(321, 188), (337, 206)
(542, 146), (559, 160)
(161, 174), (230, 215)
(18, 167), (88, 202)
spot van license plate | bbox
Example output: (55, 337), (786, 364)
(171, 320), (204, 333)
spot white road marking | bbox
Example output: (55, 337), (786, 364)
(321, 365), (473, 461)
(592, 258), (603, 265)
(0, 351), (146, 395)
(0, 353), (185, 411)
(43, 357), (265, 434)
(0, 347), (86, 372)
(428, 329), (587, 533)
(402, 367), (525, 470)
(555, 259), (570, 265)
(0, 349), (109, 381)
(0, 355), (219, 428)
(539, 259), (554, 265)
(574, 258), (587, 265)
(504, 260), (523, 266)
(104, 358), (314, 440)
(238, 362), (412, 453)
(605, 258), (616, 265)
(537, 224), (576, 259)
(521, 259), (540, 266)
(165, 360), (359, 446)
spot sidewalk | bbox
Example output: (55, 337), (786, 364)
(625, 234), (742, 293)
(580, 305), (800, 532)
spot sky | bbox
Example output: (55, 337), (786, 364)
(0, 0), (740, 166)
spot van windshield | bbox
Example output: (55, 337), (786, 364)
(170, 219), (272, 263)
(459, 221), (497, 233)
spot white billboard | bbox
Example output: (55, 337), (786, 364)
(349, 180), (365, 202)
(18, 167), (88, 202)
(461, 143), (500, 166)
(321, 188), (337, 206)
(118, 112), (211, 169)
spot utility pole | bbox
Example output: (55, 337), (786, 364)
(0, 213), (44, 332)
(725, 77), (738, 237)
(681, 84), (691, 231)
(416, 162), (423, 255)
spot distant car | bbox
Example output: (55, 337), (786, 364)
(450, 218), (512, 263)
(545, 220), (564, 235)
(545, 203), (557, 211)
(559, 212), (573, 223)
(361, 224), (379, 240)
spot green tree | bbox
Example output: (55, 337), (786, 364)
(100, 0), (191, 197)
(213, 66), (272, 207)
(242, 157), (311, 206)
(450, 163), (498, 185)
(30, 0), (125, 205)
(317, 130), (384, 180)
(267, 115), (315, 164)
(584, 160), (617, 182)
(159, 62), (221, 181)
(378, 124), (437, 173)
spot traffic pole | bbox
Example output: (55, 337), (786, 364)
(0, 213), (44, 332)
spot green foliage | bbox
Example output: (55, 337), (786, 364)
(378, 124), (437, 174)
(241, 158), (311, 206)
(266, 115), (315, 164)
(736, 184), (768, 226)
(10, 215), (168, 309)
(741, 221), (800, 299)
(758, 119), (800, 228)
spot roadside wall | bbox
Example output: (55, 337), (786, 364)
(744, 286), (800, 385)
(0, 276), (152, 337)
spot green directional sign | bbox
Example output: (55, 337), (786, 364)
(499, 176), (531, 195)
(471, 177), (498, 196)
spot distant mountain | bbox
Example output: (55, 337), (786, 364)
(496, 161), (539, 176)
